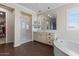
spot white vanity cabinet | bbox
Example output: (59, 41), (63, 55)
(33, 32), (55, 46)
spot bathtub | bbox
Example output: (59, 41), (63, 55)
(54, 39), (79, 56)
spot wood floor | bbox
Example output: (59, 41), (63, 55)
(0, 41), (54, 56)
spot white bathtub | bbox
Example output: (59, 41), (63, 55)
(54, 39), (79, 56)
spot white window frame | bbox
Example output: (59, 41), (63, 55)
(67, 8), (79, 30)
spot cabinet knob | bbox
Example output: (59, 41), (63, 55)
(48, 33), (51, 35)
(49, 41), (51, 43)
(48, 37), (50, 39)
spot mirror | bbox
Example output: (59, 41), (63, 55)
(50, 17), (56, 30)
(33, 14), (57, 30)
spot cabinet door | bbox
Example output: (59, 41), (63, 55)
(33, 32), (42, 42)
(37, 32), (42, 42)
(40, 32), (47, 43)
(46, 33), (54, 45)
(33, 32), (38, 41)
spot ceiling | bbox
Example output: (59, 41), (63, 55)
(18, 3), (66, 13)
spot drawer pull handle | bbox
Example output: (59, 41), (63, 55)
(49, 42), (51, 43)
(48, 37), (51, 39)
(48, 33), (51, 35)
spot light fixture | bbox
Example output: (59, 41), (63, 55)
(0, 12), (3, 15)
(48, 14), (51, 18)
(48, 14), (50, 16)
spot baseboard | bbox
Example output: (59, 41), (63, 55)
(14, 43), (21, 47)
(33, 40), (53, 47)
(14, 39), (32, 47)
(6, 40), (13, 44)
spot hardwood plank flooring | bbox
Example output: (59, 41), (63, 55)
(0, 41), (54, 56)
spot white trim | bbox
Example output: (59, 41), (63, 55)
(14, 39), (32, 47)
(5, 11), (7, 43)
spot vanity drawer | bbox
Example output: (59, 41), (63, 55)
(46, 40), (53, 45)
(47, 33), (54, 35)
(46, 33), (55, 40)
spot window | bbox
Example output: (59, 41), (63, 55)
(67, 8), (79, 30)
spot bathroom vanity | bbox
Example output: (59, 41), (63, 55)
(32, 15), (56, 46)
(33, 31), (55, 46)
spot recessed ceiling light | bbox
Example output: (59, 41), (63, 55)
(48, 14), (50, 16)
(48, 14), (51, 18)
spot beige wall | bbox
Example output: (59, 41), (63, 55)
(14, 9), (21, 47)
(52, 4), (79, 43)
(6, 9), (14, 43)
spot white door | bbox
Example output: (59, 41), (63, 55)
(20, 14), (32, 43)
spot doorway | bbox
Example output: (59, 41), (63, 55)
(0, 11), (6, 44)
(0, 4), (14, 46)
